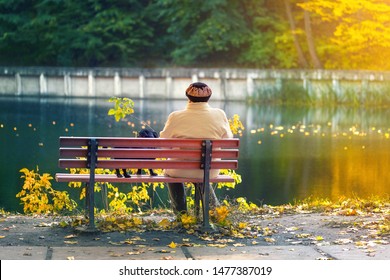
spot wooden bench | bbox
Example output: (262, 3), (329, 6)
(55, 137), (240, 230)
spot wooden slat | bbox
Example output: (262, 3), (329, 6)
(212, 139), (239, 148)
(117, 160), (238, 169)
(59, 137), (90, 146)
(60, 137), (239, 149)
(60, 137), (201, 148)
(97, 138), (203, 148)
(58, 159), (238, 169)
(97, 149), (201, 159)
(55, 173), (235, 183)
(59, 159), (197, 169)
(99, 160), (201, 169)
(96, 149), (239, 159)
(59, 148), (239, 159)
(59, 148), (88, 157)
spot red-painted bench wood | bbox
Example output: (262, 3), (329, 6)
(55, 137), (240, 230)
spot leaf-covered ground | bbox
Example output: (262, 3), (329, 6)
(0, 197), (388, 259)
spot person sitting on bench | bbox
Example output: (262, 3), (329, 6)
(160, 82), (233, 214)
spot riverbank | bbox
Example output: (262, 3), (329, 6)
(1, 200), (389, 260)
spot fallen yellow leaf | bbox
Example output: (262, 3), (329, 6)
(168, 241), (177, 249)
(108, 241), (122, 246)
(296, 233), (311, 239)
(158, 218), (171, 229)
(132, 217), (143, 226)
(0, 236), (5, 239)
(264, 237), (276, 243)
(238, 222), (247, 229)
(285, 227), (300, 232)
(207, 244), (227, 248)
(181, 214), (197, 227)
(59, 221), (68, 228)
(158, 249), (175, 253)
(334, 238), (353, 245)
(131, 236), (145, 241)
(355, 241), (368, 248)
(345, 209), (358, 216)
(315, 236), (324, 241)
(110, 253), (123, 257)
(127, 251), (141, 255)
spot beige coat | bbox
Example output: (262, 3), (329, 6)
(160, 102), (233, 179)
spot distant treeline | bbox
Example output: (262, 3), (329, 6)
(0, 0), (389, 70)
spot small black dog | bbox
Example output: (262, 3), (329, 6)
(115, 128), (159, 178)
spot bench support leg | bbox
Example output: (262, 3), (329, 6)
(86, 182), (95, 230)
(86, 138), (98, 231)
(84, 182), (89, 219)
(201, 140), (212, 231)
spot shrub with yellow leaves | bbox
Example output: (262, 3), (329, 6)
(229, 114), (245, 136)
(68, 168), (154, 214)
(236, 197), (258, 212)
(180, 213), (197, 229)
(17, 167), (76, 214)
(107, 97), (135, 122)
(108, 192), (130, 213)
(217, 169), (242, 189)
(210, 205), (230, 225)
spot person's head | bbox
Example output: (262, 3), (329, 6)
(185, 82), (212, 102)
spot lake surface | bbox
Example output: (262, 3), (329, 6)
(1, 96), (389, 212)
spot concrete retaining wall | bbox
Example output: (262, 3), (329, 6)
(1, 67), (390, 101)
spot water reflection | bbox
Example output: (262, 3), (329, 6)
(0, 97), (389, 211)
(233, 104), (390, 205)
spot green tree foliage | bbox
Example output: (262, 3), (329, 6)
(0, 0), (154, 66)
(0, 0), (389, 70)
(155, 0), (248, 65)
(155, 0), (292, 67)
(0, 0), (292, 68)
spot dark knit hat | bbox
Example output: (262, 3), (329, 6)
(185, 82), (212, 102)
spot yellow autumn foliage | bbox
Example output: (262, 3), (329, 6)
(180, 214), (197, 229)
(299, 0), (390, 70)
(211, 205), (230, 225)
(17, 167), (76, 214)
(229, 114), (245, 136)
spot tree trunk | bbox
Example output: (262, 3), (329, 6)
(284, 0), (308, 68)
(304, 8), (322, 68)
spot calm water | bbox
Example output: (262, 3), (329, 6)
(1, 96), (389, 212)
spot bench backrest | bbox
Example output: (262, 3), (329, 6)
(58, 137), (239, 171)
